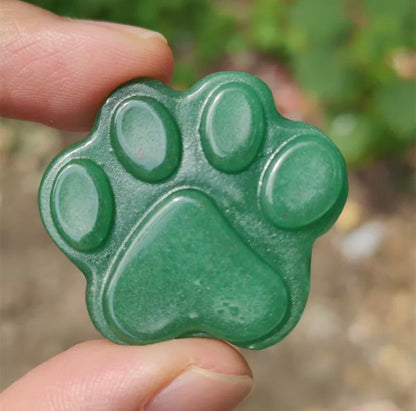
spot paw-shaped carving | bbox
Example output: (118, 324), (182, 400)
(39, 72), (348, 349)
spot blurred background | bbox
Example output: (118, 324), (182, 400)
(1, 0), (415, 410)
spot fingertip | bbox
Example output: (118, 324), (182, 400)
(1, 339), (253, 411)
(0, 1), (175, 131)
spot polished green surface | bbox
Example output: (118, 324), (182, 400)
(111, 97), (181, 182)
(39, 72), (348, 349)
(104, 189), (288, 344)
(260, 136), (344, 229)
(200, 83), (265, 173)
(51, 159), (114, 251)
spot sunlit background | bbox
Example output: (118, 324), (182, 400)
(1, 1), (415, 410)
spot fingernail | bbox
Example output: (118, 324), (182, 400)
(146, 366), (253, 411)
(111, 24), (167, 43)
(71, 19), (167, 43)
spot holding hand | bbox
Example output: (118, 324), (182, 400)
(0, 2), (253, 410)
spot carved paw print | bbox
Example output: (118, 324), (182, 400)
(39, 72), (348, 349)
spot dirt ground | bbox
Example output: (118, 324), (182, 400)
(1, 113), (415, 411)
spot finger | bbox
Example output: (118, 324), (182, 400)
(0, 0), (174, 131)
(0, 339), (253, 411)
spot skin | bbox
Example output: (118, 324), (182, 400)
(0, 2), (254, 410)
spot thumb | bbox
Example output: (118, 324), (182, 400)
(0, 0), (174, 131)
(0, 339), (253, 411)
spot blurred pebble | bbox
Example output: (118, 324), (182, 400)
(391, 49), (416, 80)
(300, 304), (342, 341)
(385, 292), (415, 345)
(377, 345), (415, 390)
(343, 364), (373, 389)
(348, 400), (402, 411)
(340, 221), (385, 261)
(336, 200), (363, 232)
(347, 312), (379, 346)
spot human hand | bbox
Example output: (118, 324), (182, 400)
(0, 2), (253, 410)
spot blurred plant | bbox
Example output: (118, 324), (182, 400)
(250, 0), (415, 164)
(28, 0), (415, 164)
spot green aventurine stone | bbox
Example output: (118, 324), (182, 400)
(39, 72), (348, 349)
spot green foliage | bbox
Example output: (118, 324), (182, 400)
(250, 0), (288, 53)
(375, 80), (416, 138)
(293, 49), (359, 103)
(328, 114), (382, 165)
(249, 0), (415, 164)
(289, 0), (352, 47)
(28, 0), (415, 165)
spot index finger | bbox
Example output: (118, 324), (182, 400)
(0, 0), (174, 131)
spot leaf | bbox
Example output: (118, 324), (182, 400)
(293, 50), (358, 103)
(289, 0), (352, 47)
(328, 114), (381, 164)
(374, 79), (416, 138)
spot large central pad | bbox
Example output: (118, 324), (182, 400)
(104, 189), (288, 344)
